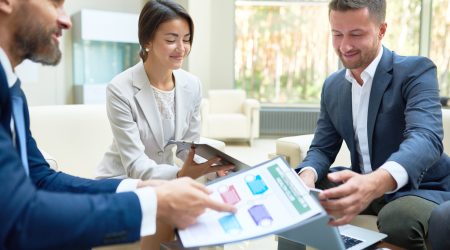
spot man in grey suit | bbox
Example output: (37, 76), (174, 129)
(296, 1), (450, 249)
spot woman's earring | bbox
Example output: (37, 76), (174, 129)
(145, 48), (150, 53)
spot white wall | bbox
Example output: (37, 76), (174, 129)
(19, 0), (143, 106)
(19, 0), (234, 105)
(185, 0), (235, 95)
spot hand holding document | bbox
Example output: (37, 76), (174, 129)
(169, 140), (250, 172)
(177, 157), (323, 248)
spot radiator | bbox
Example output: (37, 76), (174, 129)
(260, 106), (320, 136)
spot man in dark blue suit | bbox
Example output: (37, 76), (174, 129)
(295, 0), (450, 249)
(428, 200), (450, 250)
(0, 0), (234, 249)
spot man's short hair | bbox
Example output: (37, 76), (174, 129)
(328, 0), (386, 24)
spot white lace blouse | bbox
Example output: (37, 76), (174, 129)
(150, 85), (175, 145)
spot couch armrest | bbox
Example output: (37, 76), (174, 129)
(243, 99), (260, 116)
(243, 99), (260, 139)
(275, 134), (351, 169)
(276, 135), (315, 168)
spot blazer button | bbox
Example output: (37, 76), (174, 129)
(158, 151), (163, 156)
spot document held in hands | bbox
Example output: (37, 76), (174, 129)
(168, 140), (250, 171)
(177, 157), (322, 248)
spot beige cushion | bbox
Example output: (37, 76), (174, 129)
(29, 105), (112, 178)
(209, 89), (246, 114)
(207, 114), (249, 139)
(201, 89), (260, 142)
(349, 215), (378, 232)
(276, 134), (350, 169)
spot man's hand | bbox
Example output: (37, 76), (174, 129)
(154, 177), (236, 229)
(298, 169), (316, 188)
(319, 169), (396, 226)
(178, 148), (235, 179)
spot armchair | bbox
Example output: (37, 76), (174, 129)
(201, 89), (260, 145)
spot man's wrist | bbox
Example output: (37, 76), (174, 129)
(298, 167), (318, 182)
(299, 169), (315, 178)
(371, 169), (397, 195)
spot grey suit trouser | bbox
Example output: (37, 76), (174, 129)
(318, 177), (437, 250)
(429, 200), (450, 250)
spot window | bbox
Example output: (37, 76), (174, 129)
(234, 0), (422, 104)
(384, 0), (421, 55)
(235, 0), (337, 104)
(430, 0), (450, 96)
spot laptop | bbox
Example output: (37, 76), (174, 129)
(277, 188), (386, 250)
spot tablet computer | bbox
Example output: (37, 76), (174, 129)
(169, 140), (250, 172)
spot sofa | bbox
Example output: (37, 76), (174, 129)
(274, 108), (450, 234)
(29, 104), (226, 179)
(28, 104), (226, 250)
(29, 105), (112, 178)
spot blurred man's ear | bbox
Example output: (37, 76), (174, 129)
(379, 22), (387, 40)
(0, 0), (13, 15)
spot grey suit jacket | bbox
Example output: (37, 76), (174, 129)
(96, 62), (202, 180)
(296, 47), (450, 204)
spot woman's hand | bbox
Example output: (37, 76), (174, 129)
(216, 169), (230, 177)
(177, 148), (235, 179)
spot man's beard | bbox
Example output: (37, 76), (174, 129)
(339, 42), (380, 70)
(14, 20), (62, 66)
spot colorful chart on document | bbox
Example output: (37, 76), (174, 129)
(177, 157), (322, 247)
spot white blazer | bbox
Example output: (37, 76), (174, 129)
(96, 62), (202, 180)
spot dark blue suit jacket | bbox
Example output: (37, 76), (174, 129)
(0, 63), (142, 249)
(296, 47), (450, 204)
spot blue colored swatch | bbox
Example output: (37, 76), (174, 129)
(245, 175), (268, 195)
(219, 214), (243, 234)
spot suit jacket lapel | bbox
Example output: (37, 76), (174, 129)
(173, 70), (189, 140)
(367, 47), (393, 159)
(0, 62), (12, 135)
(338, 77), (357, 165)
(132, 63), (165, 150)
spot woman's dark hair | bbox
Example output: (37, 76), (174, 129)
(138, 0), (194, 61)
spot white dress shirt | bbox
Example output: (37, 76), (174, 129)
(0, 47), (157, 236)
(301, 47), (408, 192)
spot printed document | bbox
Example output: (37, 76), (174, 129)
(177, 157), (322, 247)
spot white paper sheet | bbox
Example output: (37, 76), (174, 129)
(178, 157), (323, 248)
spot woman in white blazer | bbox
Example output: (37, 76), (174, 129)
(96, 0), (231, 181)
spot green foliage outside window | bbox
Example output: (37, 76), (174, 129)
(235, 0), (422, 104)
(383, 0), (421, 56)
(235, 1), (337, 104)
(430, 0), (450, 96)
